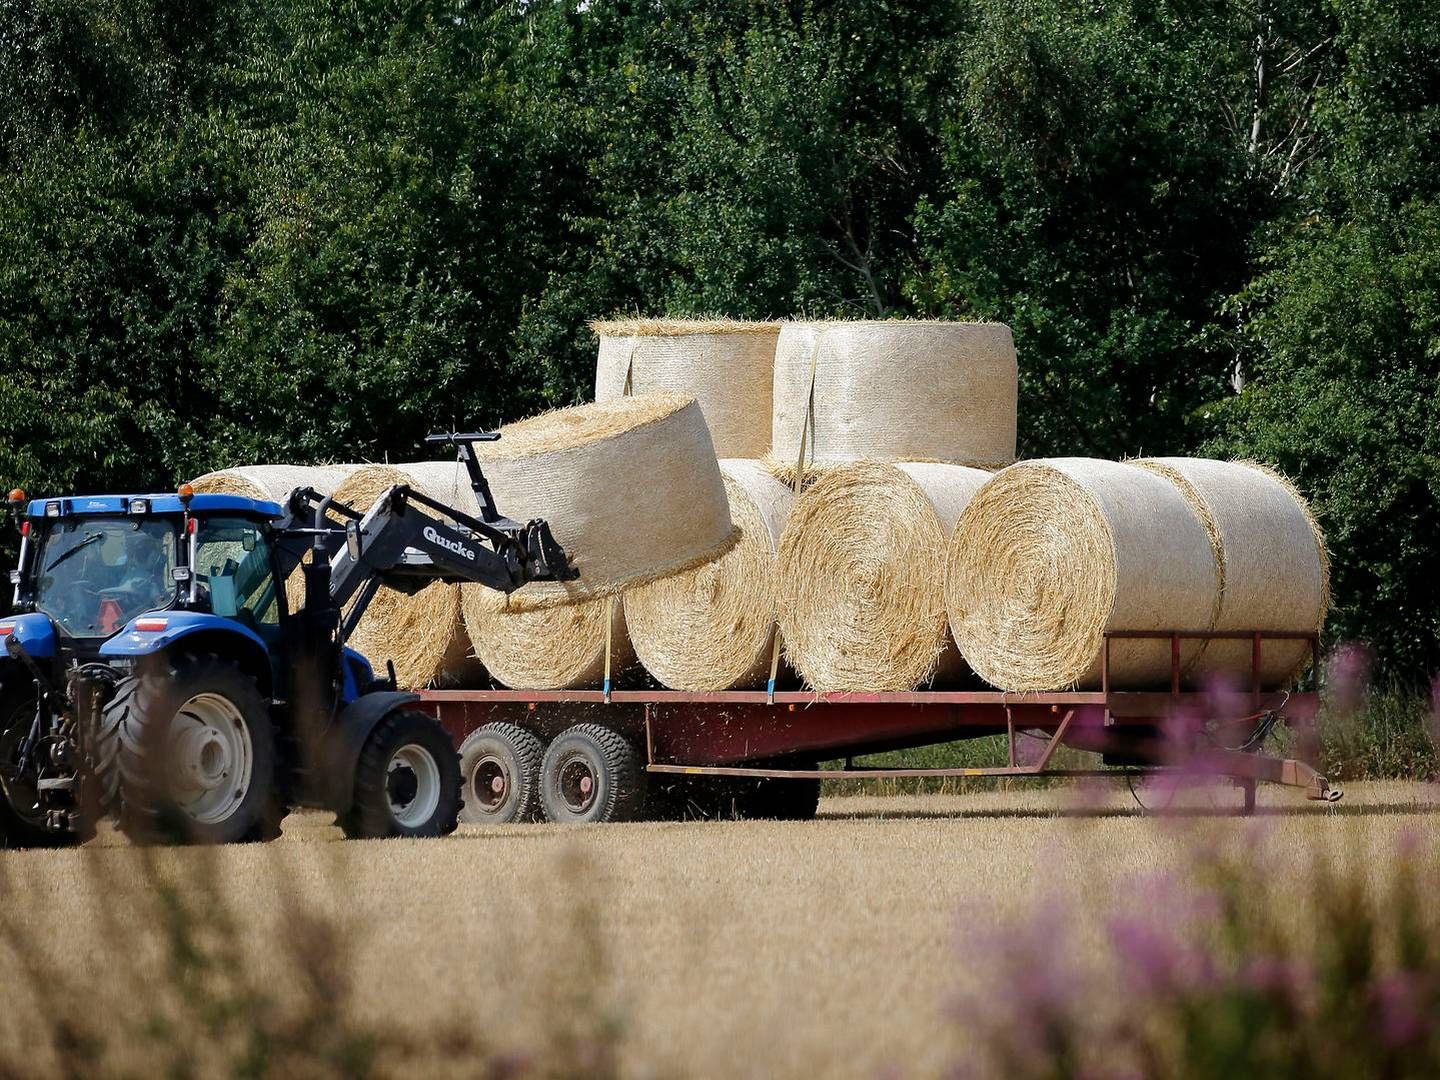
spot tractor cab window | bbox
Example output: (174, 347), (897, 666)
(193, 518), (280, 631)
(33, 518), (178, 637)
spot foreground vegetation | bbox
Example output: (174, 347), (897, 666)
(0, 0), (1436, 682)
(1, 784), (1436, 1077)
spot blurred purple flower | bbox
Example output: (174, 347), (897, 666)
(1372, 970), (1434, 1048)
(1106, 913), (1216, 996)
(1325, 643), (1373, 716)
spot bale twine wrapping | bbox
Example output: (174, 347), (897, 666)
(775, 461), (991, 692)
(472, 394), (735, 611)
(624, 460), (793, 691)
(462, 591), (634, 690)
(190, 464), (361, 503)
(1135, 458), (1329, 686)
(945, 459), (1220, 691)
(592, 319), (779, 458)
(332, 462), (482, 691)
(770, 321), (1018, 473)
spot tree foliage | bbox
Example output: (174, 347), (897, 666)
(0, 0), (1434, 674)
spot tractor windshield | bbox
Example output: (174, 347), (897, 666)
(33, 518), (178, 637)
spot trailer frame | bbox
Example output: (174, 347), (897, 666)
(415, 629), (1339, 817)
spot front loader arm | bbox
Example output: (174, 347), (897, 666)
(323, 485), (576, 640)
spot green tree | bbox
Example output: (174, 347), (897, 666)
(1209, 0), (1440, 676)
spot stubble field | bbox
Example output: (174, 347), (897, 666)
(1, 781), (1435, 1078)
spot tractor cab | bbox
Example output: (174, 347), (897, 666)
(7, 488), (287, 660)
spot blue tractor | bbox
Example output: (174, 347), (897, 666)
(0, 435), (575, 847)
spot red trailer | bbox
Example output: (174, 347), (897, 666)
(415, 629), (1340, 825)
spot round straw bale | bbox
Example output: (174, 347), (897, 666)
(190, 464), (361, 503)
(1134, 458), (1329, 686)
(462, 591), (633, 690)
(333, 462), (481, 691)
(624, 460), (793, 690)
(592, 319), (779, 459)
(770, 321), (1018, 471)
(474, 395), (736, 611)
(945, 459), (1220, 691)
(775, 461), (991, 692)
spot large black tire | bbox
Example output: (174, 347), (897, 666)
(458, 722), (544, 824)
(341, 710), (461, 840)
(0, 690), (81, 849)
(539, 724), (644, 824)
(97, 655), (282, 845)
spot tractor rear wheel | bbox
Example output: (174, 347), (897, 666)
(341, 710), (461, 839)
(458, 723), (544, 825)
(98, 655), (282, 845)
(0, 691), (81, 848)
(539, 724), (644, 824)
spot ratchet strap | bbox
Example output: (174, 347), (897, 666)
(604, 341), (636, 704)
(766, 329), (822, 705)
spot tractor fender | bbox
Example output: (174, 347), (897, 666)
(100, 611), (274, 694)
(100, 610), (269, 661)
(0, 613), (57, 660)
(318, 691), (421, 814)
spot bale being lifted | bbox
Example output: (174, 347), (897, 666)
(461, 395), (733, 690)
(467, 394), (735, 610)
(592, 319), (779, 459)
(770, 321), (1018, 475)
(775, 461), (991, 692)
(624, 460), (793, 691)
(1135, 458), (1329, 686)
(333, 462), (482, 691)
(946, 459), (1219, 691)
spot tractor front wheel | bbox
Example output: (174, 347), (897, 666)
(341, 711), (461, 840)
(98, 655), (282, 845)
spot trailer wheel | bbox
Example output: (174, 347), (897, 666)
(101, 655), (281, 846)
(342, 710), (461, 840)
(458, 723), (544, 825)
(540, 724), (643, 824)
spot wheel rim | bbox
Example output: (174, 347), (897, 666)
(470, 753), (512, 814)
(168, 693), (254, 825)
(558, 755), (598, 815)
(387, 744), (441, 829)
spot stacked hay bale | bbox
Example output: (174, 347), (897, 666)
(190, 464), (360, 503)
(624, 460), (793, 691)
(775, 462), (991, 691)
(945, 459), (1218, 691)
(593, 319), (779, 457)
(462, 394), (734, 689)
(945, 457), (1327, 691)
(770, 320), (1018, 478)
(333, 462), (482, 691)
(1134, 458), (1329, 685)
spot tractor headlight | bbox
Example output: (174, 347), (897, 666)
(44, 501), (61, 517)
(129, 498), (149, 515)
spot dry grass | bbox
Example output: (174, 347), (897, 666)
(1, 782), (1434, 1078)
